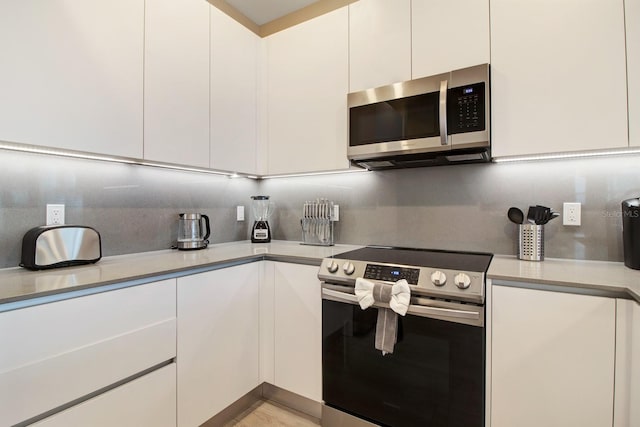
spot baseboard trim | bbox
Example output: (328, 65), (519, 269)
(198, 383), (322, 426)
(262, 383), (322, 420)
(200, 385), (262, 427)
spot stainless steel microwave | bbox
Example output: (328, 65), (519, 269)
(348, 64), (490, 170)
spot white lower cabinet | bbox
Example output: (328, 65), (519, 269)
(0, 279), (176, 427)
(490, 285), (616, 427)
(177, 263), (261, 427)
(272, 262), (322, 402)
(614, 299), (640, 427)
(33, 363), (176, 427)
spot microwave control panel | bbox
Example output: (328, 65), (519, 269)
(448, 82), (485, 134)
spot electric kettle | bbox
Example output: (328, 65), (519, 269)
(177, 213), (210, 250)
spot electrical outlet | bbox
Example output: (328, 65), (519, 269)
(332, 204), (340, 221)
(46, 204), (65, 225)
(563, 202), (581, 226)
(237, 205), (245, 221)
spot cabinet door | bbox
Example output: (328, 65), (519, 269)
(0, 0), (144, 158)
(614, 299), (640, 427)
(627, 0), (640, 147)
(260, 261), (276, 384)
(266, 8), (349, 175)
(273, 262), (322, 402)
(490, 0), (628, 157)
(32, 364), (176, 427)
(0, 279), (176, 427)
(349, 0), (411, 92)
(491, 286), (615, 427)
(144, 0), (210, 168)
(177, 263), (260, 427)
(210, 7), (259, 174)
(411, 0), (489, 79)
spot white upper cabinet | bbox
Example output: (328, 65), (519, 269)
(144, 0), (210, 168)
(490, 0), (628, 157)
(349, 0), (489, 90)
(348, 0), (411, 92)
(0, 0), (144, 158)
(627, 0), (640, 147)
(265, 8), (349, 175)
(210, 7), (260, 174)
(411, 0), (490, 79)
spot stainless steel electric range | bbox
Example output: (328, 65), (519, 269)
(319, 246), (493, 427)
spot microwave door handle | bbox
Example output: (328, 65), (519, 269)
(439, 79), (448, 146)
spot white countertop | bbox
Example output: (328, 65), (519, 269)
(2, 241), (639, 306)
(0, 240), (361, 305)
(488, 255), (640, 302)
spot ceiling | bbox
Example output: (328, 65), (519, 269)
(224, 0), (319, 26)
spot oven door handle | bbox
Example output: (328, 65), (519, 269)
(321, 288), (483, 325)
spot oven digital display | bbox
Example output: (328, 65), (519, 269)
(364, 264), (419, 284)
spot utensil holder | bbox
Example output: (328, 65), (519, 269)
(518, 224), (544, 261)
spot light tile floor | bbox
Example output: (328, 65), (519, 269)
(227, 401), (320, 427)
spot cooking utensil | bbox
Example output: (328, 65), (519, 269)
(527, 206), (541, 224)
(526, 205), (559, 225)
(508, 207), (525, 224)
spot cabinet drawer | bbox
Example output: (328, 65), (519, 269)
(0, 279), (176, 426)
(32, 363), (176, 427)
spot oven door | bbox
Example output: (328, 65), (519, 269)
(322, 286), (485, 427)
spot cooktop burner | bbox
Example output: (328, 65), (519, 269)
(331, 246), (493, 272)
(318, 245), (493, 304)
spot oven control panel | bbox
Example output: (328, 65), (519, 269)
(364, 264), (420, 284)
(318, 258), (486, 304)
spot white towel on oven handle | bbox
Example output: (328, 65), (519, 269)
(354, 277), (411, 316)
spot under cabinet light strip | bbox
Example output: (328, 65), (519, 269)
(493, 147), (640, 163)
(0, 141), (257, 178)
(261, 168), (370, 179)
(0, 141), (138, 165)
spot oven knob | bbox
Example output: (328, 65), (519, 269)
(343, 262), (356, 275)
(454, 273), (471, 289)
(327, 260), (339, 273)
(430, 271), (447, 286)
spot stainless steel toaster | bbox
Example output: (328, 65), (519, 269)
(20, 225), (102, 270)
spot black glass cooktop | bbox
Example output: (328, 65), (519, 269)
(332, 246), (493, 273)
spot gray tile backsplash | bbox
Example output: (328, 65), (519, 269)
(0, 150), (258, 268)
(1, 150), (638, 268)
(261, 155), (640, 262)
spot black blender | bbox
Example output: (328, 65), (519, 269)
(251, 196), (272, 243)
